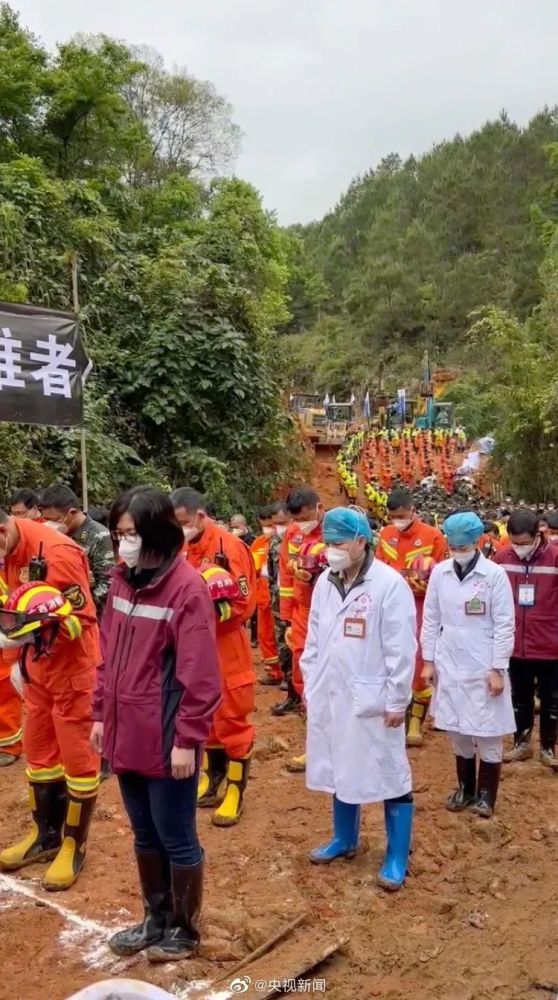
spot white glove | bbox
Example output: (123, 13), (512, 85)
(0, 633), (24, 650)
(10, 661), (23, 696)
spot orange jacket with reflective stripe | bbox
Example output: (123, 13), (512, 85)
(279, 522), (325, 622)
(250, 534), (272, 610)
(185, 520), (256, 629)
(1, 518), (100, 676)
(376, 518), (447, 585)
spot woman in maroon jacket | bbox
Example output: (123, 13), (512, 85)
(495, 508), (558, 770)
(90, 487), (221, 962)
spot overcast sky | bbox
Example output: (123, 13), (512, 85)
(12, 0), (558, 224)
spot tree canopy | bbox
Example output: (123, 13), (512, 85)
(286, 110), (558, 497)
(0, 4), (305, 510)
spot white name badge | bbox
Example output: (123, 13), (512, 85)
(518, 583), (535, 607)
(344, 618), (366, 639)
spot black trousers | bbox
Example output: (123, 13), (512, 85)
(509, 657), (558, 749)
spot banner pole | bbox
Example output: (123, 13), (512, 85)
(71, 255), (89, 511)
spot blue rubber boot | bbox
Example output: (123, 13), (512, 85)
(310, 796), (360, 864)
(377, 800), (414, 891)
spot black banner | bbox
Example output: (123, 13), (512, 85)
(0, 301), (91, 428)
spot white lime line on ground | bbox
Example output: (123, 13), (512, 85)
(0, 872), (125, 969)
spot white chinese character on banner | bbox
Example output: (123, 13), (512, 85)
(30, 333), (76, 398)
(0, 328), (25, 390)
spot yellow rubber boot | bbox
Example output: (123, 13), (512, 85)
(212, 756), (250, 827)
(286, 752), (306, 773)
(198, 746), (228, 808)
(406, 694), (430, 748)
(0, 779), (66, 871)
(43, 789), (97, 891)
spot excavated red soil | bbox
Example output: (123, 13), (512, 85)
(0, 456), (556, 1000)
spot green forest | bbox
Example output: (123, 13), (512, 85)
(287, 110), (558, 499)
(2, 4), (558, 503)
(0, 4), (306, 510)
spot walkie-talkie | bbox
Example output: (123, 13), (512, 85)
(29, 542), (48, 582)
(214, 540), (230, 572)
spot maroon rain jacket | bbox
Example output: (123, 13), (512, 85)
(93, 555), (222, 778)
(495, 540), (558, 661)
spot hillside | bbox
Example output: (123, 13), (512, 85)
(285, 110), (558, 498)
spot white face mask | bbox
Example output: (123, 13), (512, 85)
(182, 525), (198, 543)
(391, 517), (413, 533)
(275, 524), (287, 538)
(45, 520), (65, 532)
(450, 549), (476, 567)
(512, 542), (537, 561)
(298, 519), (319, 535)
(262, 526), (275, 538)
(231, 527), (245, 537)
(326, 547), (352, 573)
(119, 536), (142, 568)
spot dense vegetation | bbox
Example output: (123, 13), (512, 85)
(0, 5), (305, 509)
(286, 111), (558, 498)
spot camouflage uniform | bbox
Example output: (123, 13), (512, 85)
(267, 534), (292, 679)
(72, 515), (114, 615)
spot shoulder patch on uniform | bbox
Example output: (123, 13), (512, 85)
(63, 584), (86, 610)
(238, 575), (249, 597)
(19, 567), (29, 583)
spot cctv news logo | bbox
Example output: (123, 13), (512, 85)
(230, 978), (251, 994)
(229, 976), (327, 994)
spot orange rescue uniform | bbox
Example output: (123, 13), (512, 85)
(2, 519), (100, 792)
(250, 535), (280, 675)
(376, 518), (447, 695)
(185, 521), (256, 759)
(279, 522), (325, 698)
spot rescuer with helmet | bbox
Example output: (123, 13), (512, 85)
(0, 512), (100, 890)
(171, 488), (257, 827)
(376, 488), (447, 747)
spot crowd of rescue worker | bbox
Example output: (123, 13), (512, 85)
(0, 466), (557, 965)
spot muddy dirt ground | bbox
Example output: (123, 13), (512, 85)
(1, 458), (557, 1000)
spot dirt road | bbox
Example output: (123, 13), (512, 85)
(0, 455), (557, 999)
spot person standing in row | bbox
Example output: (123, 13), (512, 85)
(9, 489), (43, 522)
(376, 488), (446, 747)
(495, 510), (558, 770)
(91, 487), (221, 961)
(279, 486), (327, 772)
(41, 483), (115, 617)
(421, 512), (515, 818)
(172, 488), (257, 826)
(302, 507), (416, 891)
(250, 507), (281, 684)
(268, 501), (297, 714)
(0, 512), (100, 889)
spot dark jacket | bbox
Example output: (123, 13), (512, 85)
(495, 540), (558, 660)
(93, 555), (222, 777)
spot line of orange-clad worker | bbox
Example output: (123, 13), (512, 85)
(250, 506), (281, 683)
(376, 488), (447, 747)
(171, 488), (257, 827)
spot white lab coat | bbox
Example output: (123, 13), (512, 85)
(300, 558), (417, 805)
(420, 553), (515, 737)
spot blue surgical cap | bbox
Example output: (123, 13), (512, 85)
(444, 511), (484, 546)
(323, 507), (372, 543)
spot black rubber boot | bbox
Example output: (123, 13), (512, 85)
(109, 851), (171, 956)
(471, 761), (501, 818)
(147, 859), (203, 962)
(446, 756), (477, 812)
(0, 779), (67, 870)
(197, 746), (228, 807)
(271, 675), (301, 716)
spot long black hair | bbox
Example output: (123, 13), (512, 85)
(109, 487), (183, 567)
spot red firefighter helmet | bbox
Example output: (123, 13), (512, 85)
(3, 582), (73, 641)
(408, 555), (436, 582)
(201, 566), (241, 604)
